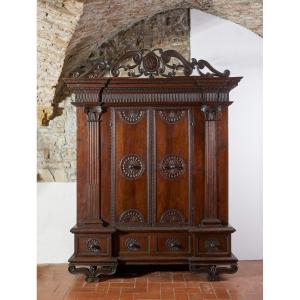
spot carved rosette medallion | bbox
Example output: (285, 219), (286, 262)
(125, 237), (140, 251)
(160, 209), (185, 224)
(160, 155), (185, 179)
(119, 110), (145, 124)
(120, 154), (145, 179)
(143, 52), (160, 72)
(165, 237), (182, 251)
(119, 209), (145, 224)
(86, 239), (101, 253)
(158, 110), (185, 124)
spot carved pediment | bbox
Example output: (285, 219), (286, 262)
(70, 48), (230, 79)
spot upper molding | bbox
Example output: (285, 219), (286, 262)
(69, 48), (230, 79)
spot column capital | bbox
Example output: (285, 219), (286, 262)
(200, 105), (222, 121)
(84, 104), (106, 122)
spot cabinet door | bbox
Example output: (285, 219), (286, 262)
(154, 108), (192, 225)
(112, 108), (149, 226)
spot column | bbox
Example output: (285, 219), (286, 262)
(84, 105), (105, 224)
(200, 104), (222, 226)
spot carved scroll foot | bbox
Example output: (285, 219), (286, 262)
(68, 262), (118, 282)
(189, 263), (238, 281)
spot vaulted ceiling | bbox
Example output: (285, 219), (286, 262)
(37, 0), (262, 123)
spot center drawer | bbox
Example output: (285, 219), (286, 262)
(154, 233), (191, 256)
(118, 233), (150, 256)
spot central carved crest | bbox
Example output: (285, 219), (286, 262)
(143, 52), (160, 72)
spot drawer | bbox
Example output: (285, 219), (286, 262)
(155, 233), (191, 255)
(196, 234), (230, 256)
(118, 233), (150, 255)
(75, 234), (111, 256)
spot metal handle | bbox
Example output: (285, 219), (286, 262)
(91, 244), (100, 251)
(208, 241), (216, 249)
(128, 242), (140, 250)
(129, 164), (142, 171)
(165, 164), (183, 171)
(170, 242), (181, 249)
(205, 239), (219, 252)
(87, 239), (101, 253)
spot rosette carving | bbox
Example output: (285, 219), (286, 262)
(120, 154), (145, 179)
(160, 155), (185, 179)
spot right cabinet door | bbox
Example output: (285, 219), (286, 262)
(154, 108), (193, 226)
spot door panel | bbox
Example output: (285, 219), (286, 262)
(154, 109), (191, 225)
(114, 109), (149, 225)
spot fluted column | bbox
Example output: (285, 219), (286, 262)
(200, 105), (222, 226)
(84, 105), (105, 224)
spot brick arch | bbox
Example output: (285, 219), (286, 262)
(37, 0), (262, 123)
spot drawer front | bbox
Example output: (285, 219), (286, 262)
(155, 233), (191, 255)
(196, 234), (230, 256)
(76, 234), (111, 256)
(118, 233), (150, 255)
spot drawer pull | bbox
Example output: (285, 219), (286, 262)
(129, 164), (142, 171)
(125, 238), (141, 251)
(86, 239), (101, 253)
(205, 239), (220, 252)
(166, 237), (182, 251)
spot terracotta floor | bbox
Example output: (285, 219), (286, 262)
(37, 261), (262, 300)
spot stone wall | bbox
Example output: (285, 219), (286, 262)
(37, 96), (76, 181)
(37, 8), (190, 181)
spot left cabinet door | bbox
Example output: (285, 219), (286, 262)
(111, 108), (150, 226)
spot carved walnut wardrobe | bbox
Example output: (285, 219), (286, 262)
(65, 49), (242, 282)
